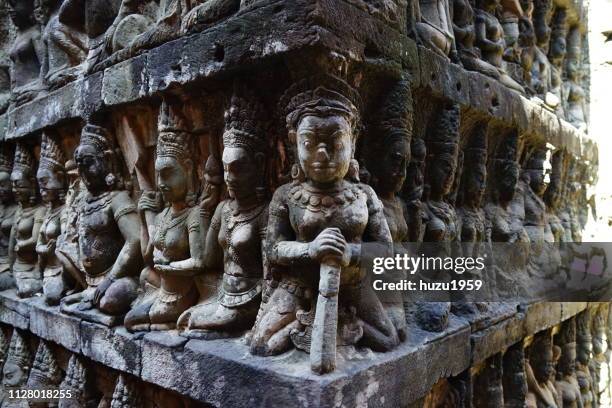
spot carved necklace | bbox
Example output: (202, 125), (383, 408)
(155, 207), (191, 253)
(223, 201), (265, 269)
(289, 183), (359, 214)
(82, 191), (114, 216)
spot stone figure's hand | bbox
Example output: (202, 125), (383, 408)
(93, 277), (113, 306)
(138, 191), (162, 213)
(47, 239), (56, 254)
(308, 227), (350, 267)
(200, 183), (221, 215)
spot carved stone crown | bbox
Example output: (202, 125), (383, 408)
(464, 125), (487, 159)
(375, 79), (413, 145)
(494, 131), (518, 162)
(111, 374), (142, 408)
(39, 132), (66, 171)
(80, 124), (114, 152)
(0, 143), (13, 173)
(223, 87), (266, 153)
(525, 147), (547, 170)
(13, 143), (35, 174)
(28, 341), (62, 386)
(281, 74), (361, 133)
(157, 100), (192, 161)
(427, 103), (460, 156)
(6, 331), (30, 369)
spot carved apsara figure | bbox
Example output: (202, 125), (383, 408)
(178, 88), (268, 338)
(502, 342), (528, 408)
(544, 150), (567, 242)
(9, 143), (45, 298)
(547, 7), (568, 117)
(414, 0), (457, 59)
(452, 0), (500, 79)
(405, 137), (426, 243)
(110, 374), (142, 408)
(499, 0), (525, 62)
(58, 354), (94, 408)
(365, 79), (413, 341)
(0, 3), (14, 114)
(0, 145), (17, 291)
(26, 340), (63, 408)
(554, 319), (583, 408)
(7, 0), (45, 105)
(522, 147), (549, 246)
(473, 0), (524, 92)
(576, 310), (595, 407)
(0, 331), (31, 408)
(35, 0), (87, 89)
(125, 101), (202, 332)
(249, 75), (400, 374)
(415, 103), (461, 332)
(563, 28), (588, 133)
(526, 331), (561, 408)
(36, 133), (72, 305)
(61, 124), (141, 322)
(530, 0), (554, 104)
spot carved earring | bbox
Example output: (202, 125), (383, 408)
(291, 164), (305, 184)
(347, 159), (360, 183)
(105, 173), (116, 187)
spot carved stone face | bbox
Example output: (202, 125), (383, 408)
(0, 170), (13, 203)
(37, 166), (65, 204)
(296, 115), (352, 185)
(549, 36), (566, 66)
(7, 0), (34, 28)
(428, 153), (456, 197)
(497, 161), (518, 202)
(378, 139), (409, 194)
(533, 346), (555, 382)
(75, 144), (110, 193)
(10, 170), (35, 205)
(2, 362), (25, 387)
(527, 168), (546, 196)
(559, 345), (576, 375)
(222, 147), (259, 200)
(155, 156), (189, 204)
(465, 162), (486, 205)
(33, 0), (52, 26)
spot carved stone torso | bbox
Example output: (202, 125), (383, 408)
(475, 8), (504, 67)
(78, 191), (133, 282)
(152, 207), (192, 265)
(0, 203), (17, 264)
(420, 0), (453, 40)
(9, 25), (42, 96)
(380, 197), (408, 242)
(14, 204), (45, 268)
(557, 375), (581, 408)
(216, 200), (267, 302)
(40, 204), (64, 276)
(424, 199), (458, 243)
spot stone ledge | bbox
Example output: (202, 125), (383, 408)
(0, 289), (597, 407)
(0, 2), (593, 163)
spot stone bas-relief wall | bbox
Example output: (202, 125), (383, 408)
(0, 0), (604, 407)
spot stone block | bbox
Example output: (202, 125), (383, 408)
(102, 54), (149, 106)
(28, 297), (82, 353)
(80, 321), (142, 376)
(0, 289), (33, 329)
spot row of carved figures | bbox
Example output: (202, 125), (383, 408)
(432, 305), (612, 408)
(0, 0), (590, 131)
(0, 76), (597, 374)
(0, 327), (199, 408)
(413, 0), (590, 132)
(0, 305), (610, 408)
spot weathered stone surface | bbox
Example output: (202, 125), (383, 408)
(28, 297), (82, 353)
(0, 289), (32, 329)
(80, 322), (142, 376)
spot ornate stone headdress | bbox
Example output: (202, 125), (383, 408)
(39, 132), (66, 171)
(157, 100), (192, 161)
(12, 143), (36, 177)
(111, 374), (142, 408)
(60, 354), (89, 406)
(524, 146), (547, 171)
(223, 86), (266, 154)
(0, 143), (13, 173)
(27, 340), (62, 388)
(375, 79), (413, 145)
(5, 330), (31, 370)
(426, 103), (460, 160)
(280, 74), (361, 136)
(79, 124), (114, 152)
(463, 125), (488, 164)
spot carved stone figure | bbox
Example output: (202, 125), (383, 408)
(26, 340), (63, 408)
(526, 331), (561, 408)
(0, 144), (17, 291)
(522, 147), (549, 246)
(576, 310), (595, 407)
(178, 88), (268, 338)
(590, 306), (607, 408)
(414, 0), (457, 59)
(249, 74), (400, 374)
(9, 143), (45, 298)
(544, 150), (566, 242)
(7, 0), (45, 105)
(35, 0), (87, 89)
(502, 342), (528, 408)
(554, 319), (583, 408)
(125, 101), (202, 332)
(405, 137), (426, 243)
(547, 7), (568, 117)
(473, 0), (525, 92)
(61, 124), (141, 324)
(563, 28), (588, 133)
(473, 354), (504, 407)
(530, 0), (554, 102)
(0, 4), (15, 114)
(37, 133), (72, 305)
(414, 103), (460, 332)
(499, 0), (524, 62)
(365, 79), (412, 341)
(0, 331), (31, 408)
(452, 0), (500, 78)
(181, 0), (240, 34)
(484, 132), (529, 297)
